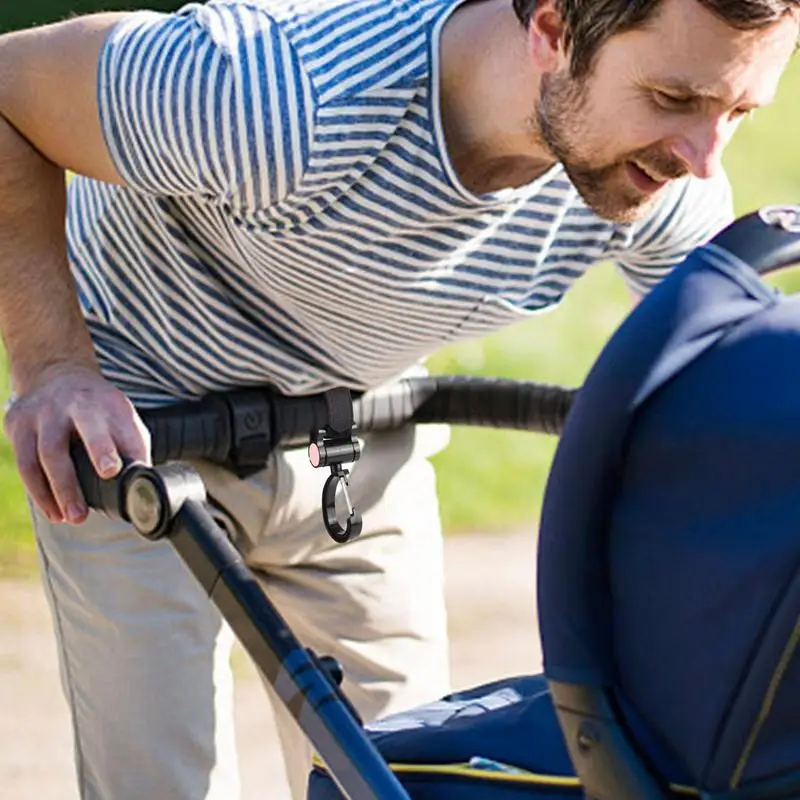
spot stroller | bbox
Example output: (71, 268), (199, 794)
(76, 205), (800, 799)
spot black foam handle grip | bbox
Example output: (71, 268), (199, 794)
(142, 391), (350, 460)
(355, 376), (575, 435)
(74, 378), (572, 499)
(143, 395), (233, 464)
(70, 442), (127, 518)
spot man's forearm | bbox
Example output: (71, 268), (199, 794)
(0, 17), (147, 524)
(0, 114), (98, 394)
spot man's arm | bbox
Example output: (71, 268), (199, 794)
(0, 16), (124, 182)
(0, 5), (318, 524)
(0, 16), (148, 525)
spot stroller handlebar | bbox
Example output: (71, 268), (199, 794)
(141, 374), (575, 463)
(71, 375), (575, 532)
(713, 205), (800, 275)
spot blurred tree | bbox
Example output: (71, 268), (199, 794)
(1, 1), (184, 32)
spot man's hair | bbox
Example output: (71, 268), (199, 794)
(513, 0), (800, 77)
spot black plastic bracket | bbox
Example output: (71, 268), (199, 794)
(549, 681), (670, 800)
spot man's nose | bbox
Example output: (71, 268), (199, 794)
(669, 117), (735, 180)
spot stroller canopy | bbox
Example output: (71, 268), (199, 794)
(538, 207), (800, 796)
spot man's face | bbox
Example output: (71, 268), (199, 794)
(533, 0), (798, 223)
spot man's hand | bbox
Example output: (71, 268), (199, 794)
(4, 363), (150, 525)
(0, 14), (137, 526)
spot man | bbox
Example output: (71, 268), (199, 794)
(0, 0), (796, 797)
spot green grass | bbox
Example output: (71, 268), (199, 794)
(0, 434), (37, 572)
(427, 263), (629, 531)
(0, 60), (798, 563)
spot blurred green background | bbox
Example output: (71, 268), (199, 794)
(0, 1), (182, 31)
(0, 5), (797, 573)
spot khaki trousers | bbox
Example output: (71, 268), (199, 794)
(32, 423), (451, 799)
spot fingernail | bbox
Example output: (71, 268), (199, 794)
(99, 454), (121, 475)
(66, 504), (87, 525)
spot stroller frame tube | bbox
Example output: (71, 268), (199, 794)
(165, 497), (411, 800)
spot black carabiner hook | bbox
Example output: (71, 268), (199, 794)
(322, 465), (363, 544)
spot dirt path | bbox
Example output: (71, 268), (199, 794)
(0, 530), (541, 799)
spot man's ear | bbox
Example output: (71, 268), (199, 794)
(527, 0), (568, 72)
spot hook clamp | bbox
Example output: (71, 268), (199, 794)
(309, 427), (362, 543)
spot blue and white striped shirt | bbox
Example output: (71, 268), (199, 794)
(68, 0), (733, 405)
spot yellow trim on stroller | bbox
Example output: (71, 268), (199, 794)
(385, 762), (581, 787)
(311, 754), (700, 795)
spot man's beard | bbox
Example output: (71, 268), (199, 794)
(534, 72), (688, 223)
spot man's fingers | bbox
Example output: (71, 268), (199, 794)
(3, 369), (152, 524)
(74, 404), (150, 477)
(13, 429), (64, 523)
(76, 429), (124, 479)
(112, 410), (152, 466)
(37, 425), (88, 525)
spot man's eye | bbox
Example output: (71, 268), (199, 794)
(652, 91), (695, 112)
(731, 107), (755, 121)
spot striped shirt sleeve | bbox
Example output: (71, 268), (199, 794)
(97, 3), (316, 209)
(609, 171), (735, 295)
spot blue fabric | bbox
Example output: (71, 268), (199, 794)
(360, 676), (572, 772)
(306, 675), (693, 799)
(609, 294), (800, 788)
(307, 675), (581, 799)
(307, 775), (574, 800)
(537, 244), (777, 687)
(538, 241), (800, 791)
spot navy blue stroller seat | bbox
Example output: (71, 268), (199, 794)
(308, 673), (698, 799)
(308, 207), (800, 800)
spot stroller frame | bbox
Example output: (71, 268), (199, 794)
(117, 471), (412, 800)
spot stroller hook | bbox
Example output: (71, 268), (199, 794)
(309, 426), (363, 543)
